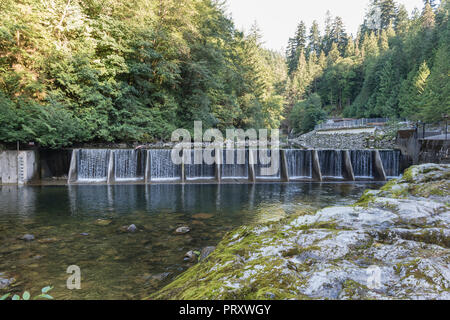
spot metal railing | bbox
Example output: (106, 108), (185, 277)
(315, 118), (390, 131)
(416, 122), (449, 140)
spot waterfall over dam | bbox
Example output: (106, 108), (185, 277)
(148, 149), (182, 182)
(285, 150), (312, 179)
(185, 149), (216, 181)
(114, 149), (146, 181)
(221, 149), (249, 180)
(379, 150), (401, 178)
(318, 150), (344, 179)
(67, 148), (402, 184)
(77, 149), (110, 182)
(350, 150), (374, 179)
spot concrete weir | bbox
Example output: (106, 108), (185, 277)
(64, 148), (397, 185)
(1, 148), (402, 185)
(373, 150), (387, 181)
(312, 150), (323, 182)
(67, 149), (78, 184)
(343, 151), (355, 181)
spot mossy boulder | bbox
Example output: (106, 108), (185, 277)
(151, 164), (450, 300)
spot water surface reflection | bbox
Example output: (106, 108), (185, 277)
(0, 182), (382, 299)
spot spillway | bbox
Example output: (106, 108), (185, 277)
(67, 148), (402, 184)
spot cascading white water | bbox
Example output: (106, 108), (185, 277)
(350, 150), (373, 179)
(379, 150), (401, 178)
(185, 149), (216, 180)
(318, 150), (343, 179)
(285, 150), (312, 179)
(149, 149), (181, 181)
(77, 149), (109, 182)
(221, 149), (249, 179)
(71, 148), (397, 184)
(114, 149), (145, 181)
(254, 149), (281, 180)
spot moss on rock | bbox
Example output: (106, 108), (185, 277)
(150, 164), (450, 300)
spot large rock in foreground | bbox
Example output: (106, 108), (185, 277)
(151, 164), (450, 300)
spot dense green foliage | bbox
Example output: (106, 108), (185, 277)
(289, 93), (326, 133)
(0, 0), (286, 147)
(286, 0), (449, 134)
(1, 0), (448, 144)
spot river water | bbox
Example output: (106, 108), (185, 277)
(0, 182), (382, 299)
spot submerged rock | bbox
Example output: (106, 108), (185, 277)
(151, 164), (450, 300)
(20, 234), (35, 241)
(175, 226), (191, 235)
(127, 224), (137, 233)
(95, 219), (112, 226)
(38, 238), (58, 244)
(184, 250), (200, 262)
(192, 213), (214, 220)
(0, 276), (15, 289)
(152, 272), (171, 282)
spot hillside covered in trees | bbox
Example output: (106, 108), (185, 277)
(0, 0), (448, 147)
(0, 0), (286, 148)
(287, 0), (449, 133)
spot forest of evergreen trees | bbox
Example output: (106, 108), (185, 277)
(0, 0), (286, 147)
(286, 0), (449, 133)
(0, 0), (448, 148)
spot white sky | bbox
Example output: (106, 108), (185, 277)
(225, 0), (426, 51)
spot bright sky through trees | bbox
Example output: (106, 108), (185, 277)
(226, 0), (425, 51)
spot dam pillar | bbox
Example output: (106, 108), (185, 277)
(67, 149), (78, 184)
(215, 149), (222, 183)
(181, 149), (187, 183)
(373, 150), (387, 181)
(280, 150), (289, 182)
(107, 150), (115, 184)
(145, 150), (151, 183)
(312, 150), (322, 182)
(343, 150), (355, 181)
(248, 149), (256, 183)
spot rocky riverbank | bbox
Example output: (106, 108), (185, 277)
(289, 126), (398, 150)
(151, 164), (450, 300)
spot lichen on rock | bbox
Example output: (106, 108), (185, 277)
(150, 164), (450, 300)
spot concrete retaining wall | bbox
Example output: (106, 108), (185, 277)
(0, 150), (39, 184)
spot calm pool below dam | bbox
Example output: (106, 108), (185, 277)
(0, 182), (383, 299)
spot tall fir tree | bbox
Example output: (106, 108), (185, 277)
(307, 21), (322, 56)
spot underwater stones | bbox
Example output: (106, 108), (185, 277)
(145, 272), (172, 287)
(184, 250), (200, 262)
(192, 213), (214, 220)
(127, 224), (137, 233)
(95, 219), (112, 226)
(37, 238), (58, 244)
(184, 247), (215, 263)
(20, 234), (35, 241)
(0, 276), (15, 289)
(175, 226), (191, 235)
(152, 272), (171, 282)
(199, 246), (216, 261)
